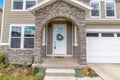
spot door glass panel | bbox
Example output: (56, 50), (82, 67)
(56, 28), (63, 33)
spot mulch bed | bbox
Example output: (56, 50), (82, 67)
(75, 68), (100, 78)
(0, 64), (32, 76)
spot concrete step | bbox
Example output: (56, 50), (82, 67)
(32, 64), (89, 69)
(45, 69), (75, 76)
(44, 76), (76, 80)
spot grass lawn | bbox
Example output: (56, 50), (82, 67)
(0, 74), (44, 80)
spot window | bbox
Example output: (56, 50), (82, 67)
(12, 0), (36, 10)
(87, 33), (99, 37)
(26, 0), (36, 9)
(105, 0), (116, 17)
(117, 33), (120, 37)
(10, 25), (35, 49)
(24, 26), (35, 48)
(11, 26), (21, 48)
(13, 0), (23, 10)
(102, 33), (114, 37)
(90, 1), (100, 18)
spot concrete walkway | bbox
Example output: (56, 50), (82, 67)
(89, 64), (120, 80)
(44, 76), (102, 80)
(44, 64), (120, 80)
(44, 68), (102, 80)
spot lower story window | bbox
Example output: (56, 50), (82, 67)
(10, 25), (35, 49)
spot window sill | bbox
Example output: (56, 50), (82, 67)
(9, 48), (34, 50)
(11, 10), (29, 12)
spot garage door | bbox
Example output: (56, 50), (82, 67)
(87, 32), (120, 63)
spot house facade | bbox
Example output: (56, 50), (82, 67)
(0, 9), (2, 38)
(1, 0), (120, 65)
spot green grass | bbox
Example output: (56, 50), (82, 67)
(0, 74), (44, 80)
(35, 68), (46, 76)
(75, 69), (84, 78)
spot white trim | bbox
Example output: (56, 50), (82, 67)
(104, 0), (116, 18)
(9, 24), (35, 49)
(1, 0), (5, 45)
(42, 27), (46, 46)
(11, 0), (37, 11)
(74, 26), (78, 46)
(29, 0), (92, 13)
(0, 43), (9, 46)
(46, 25), (48, 56)
(86, 18), (120, 20)
(90, 0), (101, 18)
(86, 29), (120, 32)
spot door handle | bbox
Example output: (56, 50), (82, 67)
(54, 46), (56, 49)
(54, 42), (56, 49)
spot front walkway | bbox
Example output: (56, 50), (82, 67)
(44, 68), (102, 80)
(89, 64), (120, 80)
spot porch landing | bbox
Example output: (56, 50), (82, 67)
(33, 58), (88, 69)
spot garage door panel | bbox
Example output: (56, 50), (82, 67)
(87, 33), (120, 63)
(87, 52), (120, 57)
(87, 47), (120, 50)
(87, 57), (120, 63)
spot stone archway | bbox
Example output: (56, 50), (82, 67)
(33, 0), (86, 65)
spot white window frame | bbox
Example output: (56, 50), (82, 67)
(105, 0), (116, 18)
(11, 0), (37, 11)
(9, 24), (35, 49)
(90, 0), (101, 18)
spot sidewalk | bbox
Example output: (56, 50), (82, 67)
(88, 64), (120, 80)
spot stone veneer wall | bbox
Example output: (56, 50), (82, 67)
(33, 0), (87, 65)
(0, 45), (34, 64)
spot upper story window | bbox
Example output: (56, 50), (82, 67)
(12, 0), (36, 11)
(13, 0), (23, 10)
(26, 0), (36, 9)
(105, 0), (116, 18)
(90, 0), (101, 18)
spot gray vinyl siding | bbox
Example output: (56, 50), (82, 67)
(0, 10), (2, 29)
(0, 10), (2, 40)
(2, 0), (36, 43)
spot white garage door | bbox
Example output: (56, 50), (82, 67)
(87, 32), (120, 63)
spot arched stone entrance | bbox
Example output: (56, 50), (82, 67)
(32, 0), (87, 65)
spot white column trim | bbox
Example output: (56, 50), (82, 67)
(42, 27), (46, 46)
(74, 26), (78, 46)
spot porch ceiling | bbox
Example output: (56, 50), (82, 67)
(29, 0), (92, 13)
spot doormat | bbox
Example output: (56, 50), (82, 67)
(54, 56), (64, 58)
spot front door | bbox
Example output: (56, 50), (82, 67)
(53, 24), (67, 56)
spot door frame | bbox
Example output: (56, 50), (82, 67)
(52, 24), (67, 56)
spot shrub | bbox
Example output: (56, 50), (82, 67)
(0, 63), (9, 69)
(0, 53), (6, 63)
(32, 56), (34, 64)
(82, 68), (89, 76)
(32, 67), (39, 76)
